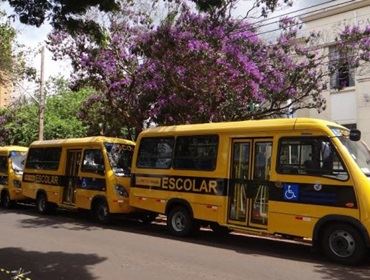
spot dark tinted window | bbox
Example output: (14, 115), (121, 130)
(278, 137), (348, 180)
(0, 156), (7, 173)
(81, 149), (105, 174)
(26, 148), (62, 170)
(137, 137), (174, 169)
(174, 135), (218, 170)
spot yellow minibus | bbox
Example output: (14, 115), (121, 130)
(0, 146), (28, 208)
(22, 136), (138, 223)
(130, 118), (370, 264)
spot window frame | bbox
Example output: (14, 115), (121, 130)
(173, 134), (219, 171)
(276, 136), (349, 181)
(25, 147), (62, 171)
(136, 137), (175, 169)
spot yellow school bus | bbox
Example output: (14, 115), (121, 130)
(0, 146), (28, 208)
(22, 136), (138, 223)
(130, 118), (370, 264)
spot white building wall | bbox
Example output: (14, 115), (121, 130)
(296, 0), (370, 145)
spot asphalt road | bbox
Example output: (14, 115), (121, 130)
(0, 205), (369, 280)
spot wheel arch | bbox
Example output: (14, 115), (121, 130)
(1, 188), (9, 197)
(36, 189), (47, 200)
(312, 215), (370, 248)
(91, 195), (109, 211)
(165, 198), (194, 218)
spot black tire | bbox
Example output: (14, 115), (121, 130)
(1, 191), (13, 209)
(93, 200), (111, 224)
(167, 206), (196, 237)
(36, 193), (49, 214)
(321, 223), (367, 265)
(210, 223), (232, 236)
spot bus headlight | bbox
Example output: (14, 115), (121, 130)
(13, 180), (22, 188)
(115, 185), (129, 198)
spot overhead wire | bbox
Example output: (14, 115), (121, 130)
(235, 0), (361, 39)
(233, 3), (370, 42)
(251, 0), (355, 27)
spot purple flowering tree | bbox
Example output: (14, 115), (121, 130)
(48, 1), (370, 137)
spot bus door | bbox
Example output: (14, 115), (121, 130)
(228, 138), (273, 229)
(63, 149), (82, 204)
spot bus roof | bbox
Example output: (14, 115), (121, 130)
(30, 136), (135, 147)
(0, 146), (28, 153)
(140, 118), (345, 136)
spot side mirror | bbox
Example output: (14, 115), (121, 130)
(350, 129), (361, 141)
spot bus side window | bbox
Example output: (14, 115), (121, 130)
(81, 149), (105, 174)
(137, 137), (175, 169)
(0, 156), (7, 173)
(174, 135), (218, 171)
(278, 137), (348, 180)
(25, 148), (62, 170)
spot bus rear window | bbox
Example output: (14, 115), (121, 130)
(26, 147), (62, 170)
(174, 135), (218, 170)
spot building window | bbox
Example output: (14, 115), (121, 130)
(329, 46), (355, 89)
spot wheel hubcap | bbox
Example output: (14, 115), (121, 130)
(98, 206), (107, 220)
(329, 230), (356, 258)
(172, 212), (186, 232)
(39, 198), (45, 211)
(4, 194), (9, 207)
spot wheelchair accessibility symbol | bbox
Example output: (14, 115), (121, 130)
(283, 184), (299, 201)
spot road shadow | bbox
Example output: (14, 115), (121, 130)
(313, 263), (370, 280)
(0, 247), (106, 280)
(1, 203), (102, 231)
(4, 205), (370, 280)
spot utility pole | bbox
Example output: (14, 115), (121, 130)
(38, 46), (45, 140)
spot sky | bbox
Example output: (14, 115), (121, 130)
(0, 0), (345, 99)
(1, 1), (71, 98)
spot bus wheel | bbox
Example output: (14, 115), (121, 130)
(36, 193), (49, 214)
(1, 191), (13, 209)
(167, 206), (194, 237)
(321, 223), (367, 265)
(93, 200), (111, 224)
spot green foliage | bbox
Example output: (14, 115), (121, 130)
(0, 10), (16, 83)
(0, 80), (93, 146)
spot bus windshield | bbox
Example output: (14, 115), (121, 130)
(332, 127), (370, 177)
(104, 143), (134, 177)
(10, 151), (27, 174)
